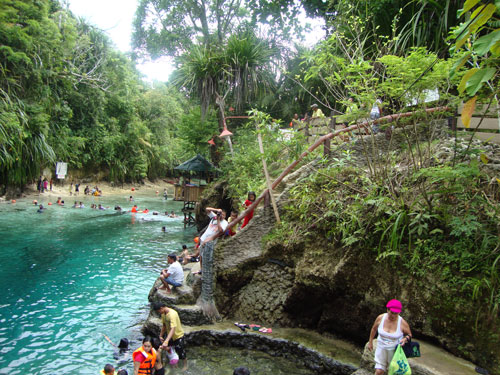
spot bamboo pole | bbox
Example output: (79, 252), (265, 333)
(258, 133), (281, 224)
(225, 106), (450, 232)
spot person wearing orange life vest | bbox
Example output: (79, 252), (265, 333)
(133, 336), (164, 375)
(131, 205), (138, 213)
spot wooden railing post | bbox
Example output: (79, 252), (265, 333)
(223, 106), (451, 233)
(323, 138), (331, 156)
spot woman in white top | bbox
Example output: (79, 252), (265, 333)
(368, 299), (412, 374)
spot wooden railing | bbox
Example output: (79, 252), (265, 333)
(225, 106), (451, 232)
(455, 101), (500, 143)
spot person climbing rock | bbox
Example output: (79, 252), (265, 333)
(368, 299), (412, 375)
(195, 207), (228, 274)
(153, 302), (188, 371)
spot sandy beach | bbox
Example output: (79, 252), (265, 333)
(1, 180), (176, 202)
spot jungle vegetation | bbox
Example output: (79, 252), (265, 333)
(2, 0), (500, 371)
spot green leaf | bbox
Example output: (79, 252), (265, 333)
(470, 4), (497, 33)
(473, 29), (500, 55)
(491, 42), (500, 56)
(465, 67), (496, 95)
(455, 30), (471, 50)
(458, 68), (478, 93)
(460, 0), (481, 16)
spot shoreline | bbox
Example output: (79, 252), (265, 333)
(1, 180), (176, 203)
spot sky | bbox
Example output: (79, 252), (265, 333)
(67, 0), (325, 83)
(67, 0), (173, 82)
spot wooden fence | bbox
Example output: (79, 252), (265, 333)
(456, 102), (500, 143)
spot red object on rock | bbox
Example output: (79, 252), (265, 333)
(131, 187), (135, 191)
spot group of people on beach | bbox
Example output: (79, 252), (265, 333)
(36, 176), (52, 193)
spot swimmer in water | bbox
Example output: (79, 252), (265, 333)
(37, 204), (44, 213)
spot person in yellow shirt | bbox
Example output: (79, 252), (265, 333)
(153, 302), (188, 371)
(311, 103), (325, 118)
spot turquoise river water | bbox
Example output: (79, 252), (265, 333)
(0, 192), (313, 375)
(0, 192), (194, 374)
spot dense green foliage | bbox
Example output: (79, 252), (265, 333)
(219, 110), (312, 201)
(0, 0), (206, 189)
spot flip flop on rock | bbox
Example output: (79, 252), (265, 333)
(234, 322), (249, 332)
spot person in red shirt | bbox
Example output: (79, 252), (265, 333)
(241, 192), (256, 229)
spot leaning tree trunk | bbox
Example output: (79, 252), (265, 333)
(198, 241), (221, 321)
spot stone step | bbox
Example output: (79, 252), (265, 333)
(148, 263), (202, 306)
(142, 305), (212, 337)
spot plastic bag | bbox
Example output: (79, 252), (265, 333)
(388, 345), (412, 375)
(402, 340), (420, 358)
(166, 346), (179, 365)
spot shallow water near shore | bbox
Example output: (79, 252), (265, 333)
(0, 192), (193, 374)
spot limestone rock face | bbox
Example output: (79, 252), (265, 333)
(210, 121), (500, 374)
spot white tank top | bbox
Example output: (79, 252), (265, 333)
(377, 313), (403, 349)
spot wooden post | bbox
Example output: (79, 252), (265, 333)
(258, 133), (281, 224)
(324, 138), (331, 156)
(264, 190), (270, 207)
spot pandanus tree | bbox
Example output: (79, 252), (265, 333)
(171, 32), (277, 126)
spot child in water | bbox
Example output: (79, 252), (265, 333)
(241, 191), (256, 229)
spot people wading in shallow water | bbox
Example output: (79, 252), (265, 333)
(132, 336), (164, 375)
(153, 302), (188, 371)
(368, 299), (412, 375)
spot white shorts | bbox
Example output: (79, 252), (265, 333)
(374, 346), (396, 371)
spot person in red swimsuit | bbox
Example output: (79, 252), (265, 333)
(241, 192), (256, 229)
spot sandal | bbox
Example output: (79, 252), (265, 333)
(234, 322), (248, 332)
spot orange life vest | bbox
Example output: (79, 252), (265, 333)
(131, 207), (138, 213)
(133, 346), (156, 375)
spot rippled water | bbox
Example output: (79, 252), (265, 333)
(0, 192), (194, 374)
(186, 346), (312, 374)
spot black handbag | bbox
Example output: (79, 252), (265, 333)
(402, 338), (421, 358)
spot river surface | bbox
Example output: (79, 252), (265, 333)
(0, 192), (194, 374)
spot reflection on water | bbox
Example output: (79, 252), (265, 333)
(0, 194), (192, 375)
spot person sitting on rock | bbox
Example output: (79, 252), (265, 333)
(159, 254), (184, 294)
(179, 244), (199, 265)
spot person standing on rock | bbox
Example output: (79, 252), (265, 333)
(159, 254), (184, 294)
(194, 207), (228, 274)
(153, 302), (188, 371)
(368, 299), (412, 375)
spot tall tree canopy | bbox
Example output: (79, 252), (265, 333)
(132, 0), (305, 58)
(0, 0), (200, 188)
